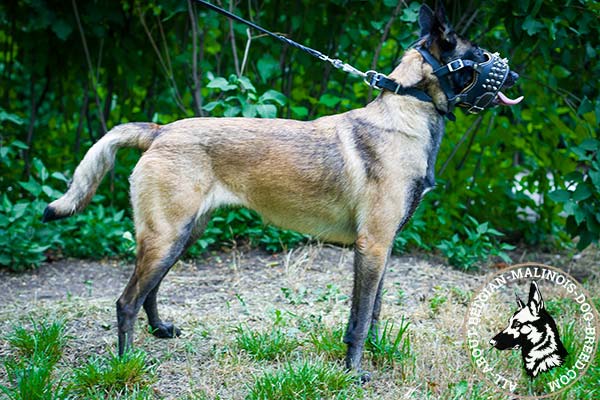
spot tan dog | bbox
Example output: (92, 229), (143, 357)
(44, 5), (520, 378)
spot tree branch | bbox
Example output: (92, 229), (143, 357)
(187, 0), (204, 116)
(72, 0), (108, 135)
(367, 0), (406, 101)
(439, 115), (483, 176)
(229, 0), (241, 76)
(137, 5), (188, 114)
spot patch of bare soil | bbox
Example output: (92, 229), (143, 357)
(0, 245), (598, 399)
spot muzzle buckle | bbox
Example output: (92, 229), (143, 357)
(447, 59), (465, 72)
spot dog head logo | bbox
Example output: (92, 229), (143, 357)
(489, 281), (568, 377)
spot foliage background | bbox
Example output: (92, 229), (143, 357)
(1, 0), (599, 270)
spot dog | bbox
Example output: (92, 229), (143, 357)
(43, 4), (521, 379)
(490, 281), (568, 377)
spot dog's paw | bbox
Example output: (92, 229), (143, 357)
(357, 369), (372, 384)
(150, 322), (181, 339)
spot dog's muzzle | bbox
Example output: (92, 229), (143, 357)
(416, 46), (524, 116)
(452, 51), (523, 114)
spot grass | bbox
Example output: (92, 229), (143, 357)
(235, 325), (301, 361)
(0, 318), (157, 400)
(6, 319), (67, 365)
(308, 326), (347, 361)
(1, 319), (68, 400)
(70, 350), (156, 398)
(246, 359), (363, 400)
(1, 245), (598, 399)
(1, 356), (67, 400)
(366, 317), (413, 373)
(428, 288), (448, 315)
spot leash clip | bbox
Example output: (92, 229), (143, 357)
(364, 70), (383, 89)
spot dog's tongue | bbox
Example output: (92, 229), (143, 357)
(497, 91), (524, 106)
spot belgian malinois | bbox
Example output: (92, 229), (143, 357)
(44, 4), (522, 378)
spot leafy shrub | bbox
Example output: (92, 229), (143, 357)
(549, 138), (600, 250)
(0, 149), (135, 270)
(59, 200), (135, 260)
(436, 216), (514, 270)
(0, 155), (63, 271)
(202, 73), (286, 118)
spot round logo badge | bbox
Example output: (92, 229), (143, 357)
(463, 263), (599, 398)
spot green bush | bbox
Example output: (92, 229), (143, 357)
(59, 201), (135, 260)
(436, 216), (514, 270)
(549, 138), (600, 250)
(0, 153), (63, 271)
(0, 149), (135, 271)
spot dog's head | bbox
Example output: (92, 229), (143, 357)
(417, 4), (522, 113)
(489, 281), (546, 351)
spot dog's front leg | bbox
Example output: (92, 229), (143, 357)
(344, 233), (391, 380)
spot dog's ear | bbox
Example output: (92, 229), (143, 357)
(418, 2), (457, 52)
(527, 281), (544, 316)
(418, 4), (435, 37)
(515, 293), (525, 310)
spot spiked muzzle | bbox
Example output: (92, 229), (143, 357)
(416, 46), (523, 115)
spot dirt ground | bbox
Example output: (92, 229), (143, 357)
(0, 244), (599, 399)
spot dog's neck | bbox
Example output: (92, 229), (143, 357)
(386, 49), (450, 114)
(360, 52), (446, 192)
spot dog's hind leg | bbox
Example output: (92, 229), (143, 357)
(116, 160), (206, 355)
(143, 213), (212, 339)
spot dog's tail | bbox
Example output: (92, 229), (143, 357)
(43, 122), (161, 222)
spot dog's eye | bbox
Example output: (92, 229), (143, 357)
(511, 320), (521, 329)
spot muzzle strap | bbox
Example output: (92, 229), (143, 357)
(415, 46), (456, 106)
(433, 59), (480, 78)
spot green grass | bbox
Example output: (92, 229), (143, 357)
(1, 319), (68, 400)
(307, 318), (414, 375)
(1, 356), (67, 400)
(0, 317), (157, 400)
(246, 359), (363, 400)
(308, 326), (347, 361)
(429, 289), (448, 315)
(70, 350), (156, 398)
(235, 325), (300, 361)
(6, 319), (67, 365)
(366, 318), (413, 374)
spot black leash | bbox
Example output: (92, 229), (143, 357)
(195, 0), (451, 118)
